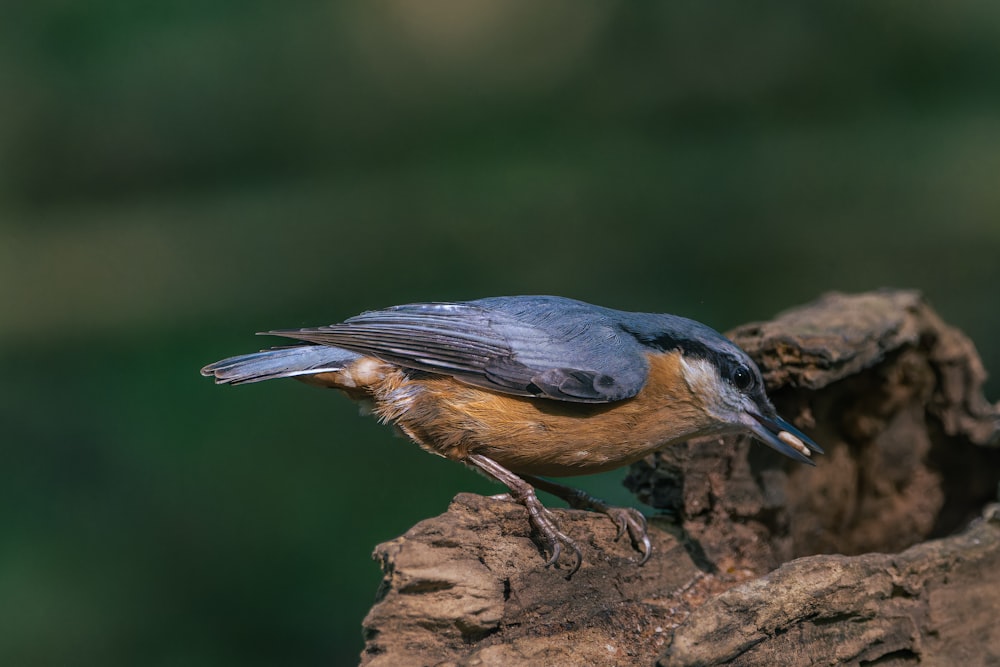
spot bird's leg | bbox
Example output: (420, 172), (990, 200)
(521, 475), (652, 565)
(466, 454), (583, 575)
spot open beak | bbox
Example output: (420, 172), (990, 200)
(746, 412), (823, 466)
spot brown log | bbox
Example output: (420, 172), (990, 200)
(359, 290), (1000, 666)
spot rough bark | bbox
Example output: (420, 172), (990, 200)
(359, 290), (1000, 666)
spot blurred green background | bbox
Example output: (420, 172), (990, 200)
(2, 1), (999, 665)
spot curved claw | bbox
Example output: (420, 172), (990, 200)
(543, 540), (561, 567)
(523, 474), (654, 566)
(468, 455), (587, 576)
(470, 456), (657, 575)
(540, 531), (583, 576)
(612, 512), (627, 540)
(606, 507), (652, 565)
(524, 494), (584, 575)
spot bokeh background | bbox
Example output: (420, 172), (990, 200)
(2, 1), (999, 665)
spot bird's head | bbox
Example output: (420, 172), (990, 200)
(628, 315), (823, 465)
(676, 340), (823, 464)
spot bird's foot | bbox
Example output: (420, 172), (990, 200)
(523, 476), (652, 564)
(513, 485), (583, 575)
(468, 455), (583, 575)
(602, 506), (652, 564)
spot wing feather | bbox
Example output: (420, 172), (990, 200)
(264, 298), (650, 403)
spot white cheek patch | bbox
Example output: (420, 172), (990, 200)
(678, 356), (735, 420)
(678, 356), (720, 394)
(778, 430), (812, 457)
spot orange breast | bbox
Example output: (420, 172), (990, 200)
(365, 351), (723, 477)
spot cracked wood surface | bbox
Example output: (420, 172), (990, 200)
(359, 290), (1000, 666)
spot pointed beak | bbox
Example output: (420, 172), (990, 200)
(746, 412), (823, 466)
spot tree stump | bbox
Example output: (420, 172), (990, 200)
(359, 290), (1000, 666)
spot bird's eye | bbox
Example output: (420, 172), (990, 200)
(730, 364), (754, 391)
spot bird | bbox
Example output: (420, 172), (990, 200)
(201, 295), (821, 574)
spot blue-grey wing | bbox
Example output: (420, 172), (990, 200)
(264, 296), (650, 403)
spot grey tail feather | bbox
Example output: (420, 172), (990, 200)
(200, 345), (362, 385)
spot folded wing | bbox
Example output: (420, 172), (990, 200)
(264, 297), (649, 403)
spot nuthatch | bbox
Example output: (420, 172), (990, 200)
(201, 296), (821, 573)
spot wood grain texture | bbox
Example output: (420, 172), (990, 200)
(359, 290), (1000, 666)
